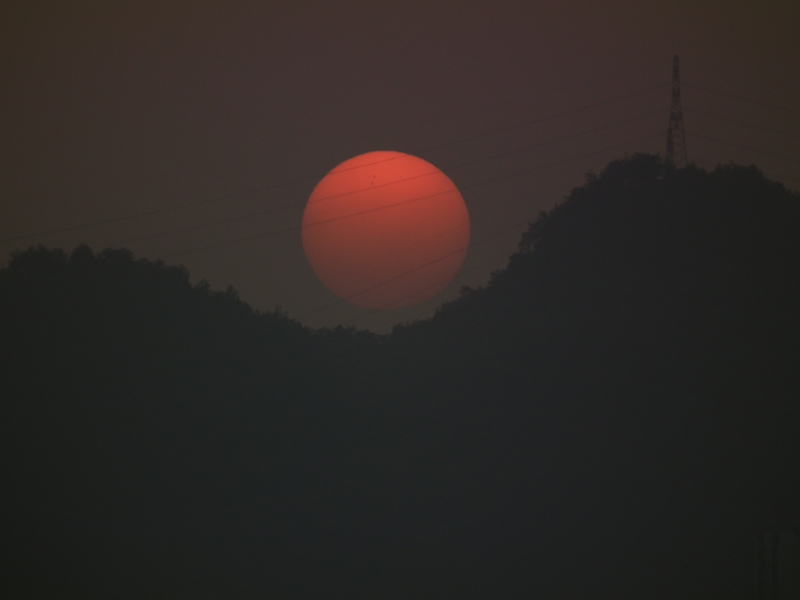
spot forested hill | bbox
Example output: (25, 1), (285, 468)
(407, 154), (800, 393)
(3, 155), (799, 599)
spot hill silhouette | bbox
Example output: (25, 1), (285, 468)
(2, 155), (799, 599)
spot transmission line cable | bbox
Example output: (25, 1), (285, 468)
(101, 108), (667, 249)
(683, 82), (800, 118)
(689, 132), (800, 164)
(161, 131), (664, 260)
(683, 107), (800, 141)
(1, 84), (669, 246)
(420, 83), (668, 154)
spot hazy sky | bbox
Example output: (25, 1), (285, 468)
(2, 0), (798, 331)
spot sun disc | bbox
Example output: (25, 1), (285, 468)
(301, 151), (470, 309)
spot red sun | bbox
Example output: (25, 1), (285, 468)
(301, 151), (470, 309)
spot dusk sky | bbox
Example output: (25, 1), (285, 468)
(2, 0), (798, 331)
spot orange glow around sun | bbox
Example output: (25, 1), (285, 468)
(301, 151), (470, 309)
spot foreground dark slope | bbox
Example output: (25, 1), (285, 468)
(389, 155), (800, 597)
(0, 248), (386, 598)
(2, 155), (799, 599)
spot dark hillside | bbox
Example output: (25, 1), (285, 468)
(0, 247), (381, 598)
(389, 154), (800, 597)
(3, 156), (799, 599)
(403, 155), (800, 403)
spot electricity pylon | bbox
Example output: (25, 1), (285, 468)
(666, 55), (688, 168)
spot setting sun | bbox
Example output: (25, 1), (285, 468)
(301, 151), (470, 309)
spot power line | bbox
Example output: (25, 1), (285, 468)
(683, 107), (800, 141)
(161, 132), (664, 260)
(421, 83), (668, 155)
(689, 132), (800, 164)
(684, 82), (800, 118)
(1, 84), (669, 246)
(99, 107), (667, 249)
(109, 82), (794, 255)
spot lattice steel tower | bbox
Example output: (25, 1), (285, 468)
(666, 55), (688, 168)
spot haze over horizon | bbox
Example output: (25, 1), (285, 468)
(2, 0), (798, 332)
